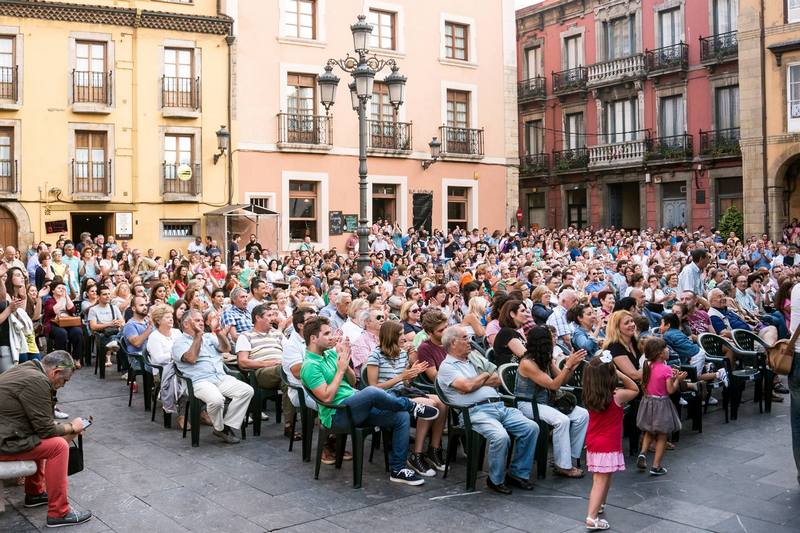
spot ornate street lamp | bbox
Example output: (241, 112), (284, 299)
(319, 14), (407, 273)
(213, 125), (230, 165)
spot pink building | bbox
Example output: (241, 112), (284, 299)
(232, 0), (518, 251)
(517, 0), (741, 231)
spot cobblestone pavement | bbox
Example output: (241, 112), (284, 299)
(2, 368), (799, 533)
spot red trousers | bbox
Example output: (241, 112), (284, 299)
(0, 437), (70, 518)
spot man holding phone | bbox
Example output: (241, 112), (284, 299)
(0, 350), (92, 527)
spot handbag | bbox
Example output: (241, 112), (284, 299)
(766, 323), (800, 376)
(549, 389), (577, 415)
(54, 315), (81, 328)
(67, 435), (83, 476)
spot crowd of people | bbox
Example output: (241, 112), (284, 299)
(0, 223), (799, 530)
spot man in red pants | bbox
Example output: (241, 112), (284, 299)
(0, 350), (92, 528)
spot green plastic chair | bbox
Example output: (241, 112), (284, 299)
(433, 378), (485, 491)
(699, 333), (761, 420)
(731, 329), (773, 413)
(280, 366), (315, 461)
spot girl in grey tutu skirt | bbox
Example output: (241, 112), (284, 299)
(636, 337), (684, 476)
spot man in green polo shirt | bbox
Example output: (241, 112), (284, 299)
(300, 316), (439, 486)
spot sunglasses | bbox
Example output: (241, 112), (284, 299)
(375, 315), (385, 321)
(410, 308), (420, 313)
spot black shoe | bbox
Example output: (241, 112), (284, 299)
(212, 427), (240, 444)
(506, 474), (534, 491)
(390, 468), (425, 486)
(426, 447), (446, 472)
(46, 509), (92, 528)
(649, 466), (668, 476)
(486, 477), (512, 495)
(410, 403), (439, 421)
(774, 383), (790, 394)
(24, 492), (48, 508)
(407, 452), (436, 477)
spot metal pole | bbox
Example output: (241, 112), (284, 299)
(356, 96), (370, 273)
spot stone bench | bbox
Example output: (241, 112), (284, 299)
(0, 461), (37, 512)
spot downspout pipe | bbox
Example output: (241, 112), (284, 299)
(759, 0), (769, 236)
(226, 31), (235, 206)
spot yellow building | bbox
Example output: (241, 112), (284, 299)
(0, 0), (232, 253)
(739, 0), (800, 239)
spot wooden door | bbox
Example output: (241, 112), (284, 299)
(0, 205), (17, 248)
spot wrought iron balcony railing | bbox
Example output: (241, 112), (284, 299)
(277, 113), (333, 145)
(0, 66), (18, 101)
(73, 70), (112, 104)
(700, 31), (738, 63)
(518, 76), (546, 102)
(700, 127), (741, 157)
(552, 147), (588, 172)
(552, 66), (587, 95)
(520, 152), (549, 175)
(72, 159), (111, 195)
(645, 43), (689, 74)
(0, 159), (16, 193)
(162, 162), (201, 195)
(440, 126), (484, 156)
(367, 120), (412, 151)
(162, 76), (201, 110)
(646, 133), (693, 162)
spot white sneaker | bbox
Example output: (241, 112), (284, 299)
(678, 398), (688, 406)
(54, 408), (69, 419)
(716, 368), (729, 388)
(707, 396), (719, 405)
(106, 340), (119, 350)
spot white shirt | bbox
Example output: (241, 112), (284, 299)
(246, 297), (267, 314)
(146, 328), (181, 370)
(281, 330), (316, 410)
(340, 318), (364, 344)
(790, 284), (800, 353)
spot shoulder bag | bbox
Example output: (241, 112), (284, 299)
(766, 324), (800, 376)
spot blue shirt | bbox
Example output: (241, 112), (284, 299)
(171, 332), (226, 384)
(663, 328), (700, 359)
(571, 326), (600, 356)
(122, 319), (148, 355)
(220, 305), (253, 334)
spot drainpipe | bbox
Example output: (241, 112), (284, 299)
(759, 0), (769, 236)
(226, 31), (235, 206)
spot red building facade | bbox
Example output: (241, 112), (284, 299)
(516, 0), (742, 231)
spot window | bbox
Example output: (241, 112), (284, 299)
(605, 15), (635, 60)
(0, 36), (15, 100)
(288, 181), (318, 241)
(447, 186), (468, 232)
(163, 47), (195, 108)
(287, 73), (316, 116)
(161, 221), (199, 239)
(525, 46), (542, 78)
(524, 120), (544, 154)
(446, 90), (470, 128)
(659, 7), (682, 47)
(715, 85), (739, 130)
(445, 22), (468, 60)
(372, 184), (397, 224)
(370, 82), (394, 122)
(567, 188), (587, 228)
(789, 64), (800, 132)
(564, 35), (583, 69)
(791, 0), (800, 23)
(659, 95), (684, 138)
(527, 192), (547, 228)
(75, 41), (107, 103)
(716, 177), (742, 223)
(164, 134), (193, 179)
(249, 196), (273, 211)
(565, 112), (584, 150)
(0, 127), (12, 192)
(368, 9), (395, 50)
(713, 0), (737, 34)
(285, 0), (315, 39)
(74, 131), (107, 194)
(604, 98), (637, 143)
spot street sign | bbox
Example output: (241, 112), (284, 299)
(177, 164), (193, 181)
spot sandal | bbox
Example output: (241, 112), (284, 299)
(284, 426), (302, 441)
(554, 466), (584, 478)
(586, 516), (610, 531)
(176, 416), (191, 431)
(599, 504), (605, 515)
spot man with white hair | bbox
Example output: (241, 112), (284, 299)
(437, 325), (538, 495)
(322, 290), (350, 331)
(546, 289), (578, 350)
(350, 308), (384, 375)
(221, 287), (253, 342)
(2, 245), (25, 272)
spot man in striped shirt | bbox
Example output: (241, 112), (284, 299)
(235, 304), (295, 437)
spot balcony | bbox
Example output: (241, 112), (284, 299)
(162, 162), (201, 201)
(646, 134), (693, 163)
(0, 66), (17, 103)
(0, 159), (17, 196)
(161, 76), (201, 117)
(520, 153), (549, 176)
(367, 120), (412, 153)
(72, 70), (112, 109)
(552, 67), (587, 97)
(700, 127), (741, 158)
(646, 43), (689, 78)
(588, 131), (649, 169)
(440, 126), (484, 158)
(72, 159), (111, 199)
(587, 54), (647, 88)
(277, 113), (333, 150)
(700, 31), (738, 67)
(552, 147), (589, 173)
(518, 76), (546, 103)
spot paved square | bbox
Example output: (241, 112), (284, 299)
(2, 370), (799, 533)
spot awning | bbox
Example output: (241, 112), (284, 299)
(204, 204), (279, 216)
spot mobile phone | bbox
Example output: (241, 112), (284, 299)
(80, 417), (92, 429)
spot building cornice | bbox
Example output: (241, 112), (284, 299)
(768, 39), (800, 67)
(0, 0), (232, 35)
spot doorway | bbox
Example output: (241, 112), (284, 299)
(662, 182), (686, 228)
(567, 188), (587, 228)
(0, 205), (17, 248)
(412, 193), (432, 234)
(783, 159), (800, 226)
(607, 182), (641, 229)
(371, 184), (398, 225)
(71, 213), (111, 243)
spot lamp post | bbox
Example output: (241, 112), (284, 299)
(318, 14), (406, 274)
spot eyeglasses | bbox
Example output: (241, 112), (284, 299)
(375, 315), (385, 321)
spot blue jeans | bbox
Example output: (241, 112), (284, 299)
(18, 353), (41, 364)
(789, 353), (800, 484)
(762, 312), (790, 339)
(469, 403), (539, 484)
(331, 386), (412, 472)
